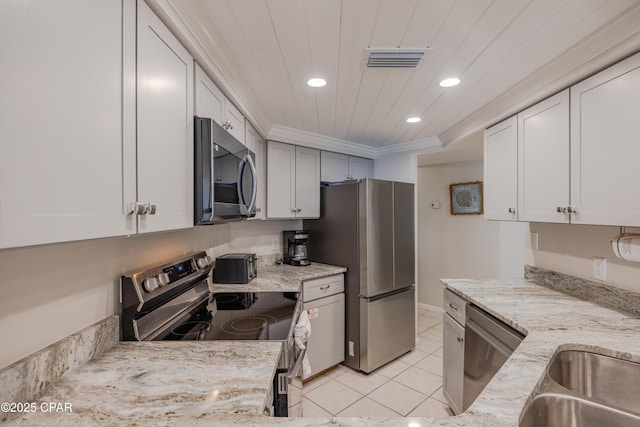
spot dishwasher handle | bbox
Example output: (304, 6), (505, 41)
(466, 305), (524, 355)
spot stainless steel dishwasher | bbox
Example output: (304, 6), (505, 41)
(463, 304), (525, 410)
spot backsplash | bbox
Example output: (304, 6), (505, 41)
(0, 316), (118, 411)
(525, 265), (640, 318)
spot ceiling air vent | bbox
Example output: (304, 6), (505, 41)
(365, 47), (431, 69)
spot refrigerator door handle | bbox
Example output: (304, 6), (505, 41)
(359, 284), (414, 302)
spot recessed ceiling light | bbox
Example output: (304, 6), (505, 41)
(307, 78), (327, 88)
(406, 117), (421, 123)
(439, 77), (461, 87)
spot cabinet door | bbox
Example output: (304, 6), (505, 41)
(246, 123), (265, 219)
(518, 90), (570, 223)
(321, 151), (349, 182)
(224, 100), (245, 145)
(348, 156), (373, 179)
(571, 52), (640, 226)
(244, 120), (257, 152)
(252, 136), (267, 220)
(137, 0), (193, 233)
(266, 141), (296, 218)
(0, 0), (131, 249)
(483, 116), (518, 221)
(194, 62), (224, 125)
(443, 314), (464, 414)
(295, 147), (321, 218)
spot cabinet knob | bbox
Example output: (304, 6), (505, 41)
(556, 206), (568, 214)
(457, 337), (464, 344)
(568, 206), (578, 214)
(127, 202), (146, 215)
(297, 208), (302, 213)
(508, 208), (516, 214)
(291, 208), (297, 213)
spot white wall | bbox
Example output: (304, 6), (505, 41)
(417, 161), (524, 309)
(525, 223), (640, 293)
(0, 219), (299, 369)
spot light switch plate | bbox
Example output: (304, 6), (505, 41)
(593, 257), (607, 281)
(530, 233), (539, 250)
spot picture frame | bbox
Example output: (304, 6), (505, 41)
(450, 181), (483, 215)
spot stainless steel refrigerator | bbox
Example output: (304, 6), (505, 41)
(304, 179), (415, 373)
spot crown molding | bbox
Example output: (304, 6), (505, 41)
(439, 5), (640, 146)
(146, 0), (273, 138)
(267, 125), (441, 159)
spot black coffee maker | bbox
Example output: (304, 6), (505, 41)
(282, 230), (310, 266)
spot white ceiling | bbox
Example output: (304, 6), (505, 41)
(152, 0), (640, 152)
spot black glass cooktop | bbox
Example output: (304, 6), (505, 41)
(204, 292), (299, 341)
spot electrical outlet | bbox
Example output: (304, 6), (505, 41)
(593, 257), (607, 281)
(530, 233), (539, 250)
(272, 237), (279, 249)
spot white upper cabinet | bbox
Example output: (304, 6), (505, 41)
(517, 90), (570, 223)
(348, 156), (374, 180)
(0, 0), (132, 249)
(246, 122), (266, 219)
(136, 0), (193, 233)
(194, 63), (224, 125)
(321, 152), (373, 182)
(266, 141), (320, 219)
(483, 117), (518, 221)
(570, 52), (640, 227)
(194, 63), (245, 145)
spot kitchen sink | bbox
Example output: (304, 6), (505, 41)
(519, 349), (640, 427)
(520, 393), (640, 427)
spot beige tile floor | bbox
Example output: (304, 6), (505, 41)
(302, 307), (454, 418)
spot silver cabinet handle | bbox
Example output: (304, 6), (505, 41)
(508, 208), (516, 214)
(291, 208), (297, 213)
(457, 337), (464, 344)
(296, 208), (302, 213)
(448, 302), (458, 312)
(127, 202), (145, 215)
(146, 203), (157, 215)
(320, 285), (330, 290)
(556, 206), (568, 213)
(568, 206), (578, 214)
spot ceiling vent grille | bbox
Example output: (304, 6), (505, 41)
(365, 48), (431, 69)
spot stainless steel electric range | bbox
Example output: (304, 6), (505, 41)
(120, 252), (304, 417)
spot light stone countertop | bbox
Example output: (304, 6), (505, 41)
(7, 276), (640, 426)
(211, 262), (347, 293)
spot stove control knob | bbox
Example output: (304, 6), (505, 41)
(143, 277), (159, 293)
(197, 257), (211, 268)
(157, 273), (170, 287)
(205, 255), (213, 265)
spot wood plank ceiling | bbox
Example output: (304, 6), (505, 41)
(170, 0), (640, 148)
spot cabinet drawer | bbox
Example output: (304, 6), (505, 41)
(444, 288), (466, 325)
(303, 274), (344, 302)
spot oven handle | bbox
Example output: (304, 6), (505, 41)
(287, 347), (307, 383)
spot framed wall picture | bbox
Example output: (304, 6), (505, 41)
(450, 181), (483, 215)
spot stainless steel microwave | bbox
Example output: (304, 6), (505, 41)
(194, 116), (257, 224)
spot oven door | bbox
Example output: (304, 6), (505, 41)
(274, 346), (306, 417)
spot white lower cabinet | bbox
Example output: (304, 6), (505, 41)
(266, 141), (320, 219)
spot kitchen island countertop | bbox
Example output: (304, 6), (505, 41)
(6, 276), (640, 426)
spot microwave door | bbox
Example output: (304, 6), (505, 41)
(238, 153), (257, 216)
